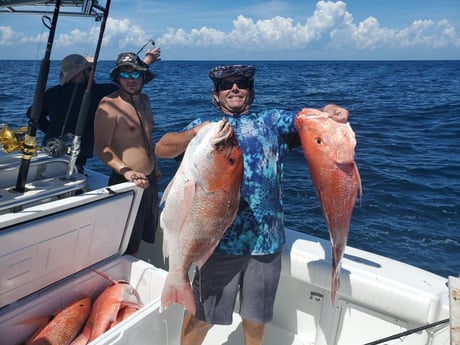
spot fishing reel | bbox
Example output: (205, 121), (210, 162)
(43, 133), (74, 157)
(0, 123), (28, 153)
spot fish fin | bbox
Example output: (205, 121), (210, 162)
(160, 176), (176, 206)
(179, 179), (196, 232)
(70, 328), (89, 345)
(331, 266), (340, 304)
(108, 304), (140, 329)
(23, 316), (51, 345)
(119, 301), (142, 310)
(330, 246), (342, 304)
(161, 211), (170, 262)
(18, 315), (51, 328)
(161, 278), (196, 315)
(354, 161), (363, 206)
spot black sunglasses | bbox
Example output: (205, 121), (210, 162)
(218, 78), (251, 91)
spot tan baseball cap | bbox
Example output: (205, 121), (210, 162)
(59, 54), (93, 86)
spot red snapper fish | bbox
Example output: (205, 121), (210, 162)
(160, 119), (243, 314)
(295, 108), (362, 303)
(71, 280), (141, 344)
(25, 296), (91, 345)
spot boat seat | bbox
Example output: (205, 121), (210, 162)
(285, 233), (446, 325)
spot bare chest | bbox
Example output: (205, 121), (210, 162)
(115, 102), (153, 137)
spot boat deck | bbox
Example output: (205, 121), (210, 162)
(203, 313), (306, 345)
(136, 231), (451, 345)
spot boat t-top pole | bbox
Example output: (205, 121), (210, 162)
(66, 0), (111, 178)
(15, 0), (62, 193)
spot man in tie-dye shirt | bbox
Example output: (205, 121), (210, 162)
(155, 65), (348, 345)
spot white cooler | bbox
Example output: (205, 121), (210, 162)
(0, 182), (183, 345)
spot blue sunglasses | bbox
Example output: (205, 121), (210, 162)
(119, 70), (142, 79)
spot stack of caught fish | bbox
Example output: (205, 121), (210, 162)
(24, 280), (141, 345)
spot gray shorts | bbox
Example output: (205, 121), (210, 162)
(192, 252), (282, 325)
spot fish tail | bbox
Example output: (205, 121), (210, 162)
(331, 268), (340, 304)
(161, 279), (196, 315)
(331, 247), (342, 304)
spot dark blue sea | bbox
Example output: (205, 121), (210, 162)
(1, 60), (459, 279)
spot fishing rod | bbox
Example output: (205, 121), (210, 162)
(363, 318), (449, 345)
(15, 0), (62, 193)
(66, 0), (111, 178)
(136, 39), (155, 55)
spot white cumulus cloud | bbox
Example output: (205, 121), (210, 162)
(0, 0), (458, 59)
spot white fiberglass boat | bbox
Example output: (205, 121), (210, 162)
(0, 1), (456, 344)
(0, 149), (454, 344)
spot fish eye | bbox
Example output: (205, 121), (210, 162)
(315, 138), (322, 144)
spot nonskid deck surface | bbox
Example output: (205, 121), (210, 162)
(202, 313), (306, 345)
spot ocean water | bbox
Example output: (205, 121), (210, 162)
(0, 59), (459, 278)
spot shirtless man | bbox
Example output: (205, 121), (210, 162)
(94, 51), (160, 254)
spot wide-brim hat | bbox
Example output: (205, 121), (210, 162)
(209, 65), (256, 90)
(59, 54), (93, 86)
(110, 52), (154, 84)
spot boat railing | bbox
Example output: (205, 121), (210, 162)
(0, 154), (87, 214)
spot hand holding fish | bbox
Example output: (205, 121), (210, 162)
(316, 104), (349, 123)
(192, 120), (212, 136)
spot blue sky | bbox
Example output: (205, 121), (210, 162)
(0, 0), (459, 60)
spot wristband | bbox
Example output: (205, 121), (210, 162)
(119, 166), (133, 175)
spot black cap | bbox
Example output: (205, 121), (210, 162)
(209, 65), (255, 90)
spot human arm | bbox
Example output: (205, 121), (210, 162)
(155, 121), (210, 159)
(154, 129), (196, 159)
(143, 47), (161, 66)
(26, 98), (49, 133)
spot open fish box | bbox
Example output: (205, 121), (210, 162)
(0, 181), (183, 345)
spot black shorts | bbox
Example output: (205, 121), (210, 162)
(192, 252), (282, 325)
(109, 171), (159, 254)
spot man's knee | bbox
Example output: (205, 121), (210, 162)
(242, 319), (266, 345)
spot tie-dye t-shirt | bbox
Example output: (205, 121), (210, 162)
(183, 109), (298, 255)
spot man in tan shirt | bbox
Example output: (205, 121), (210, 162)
(94, 50), (160, 254)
